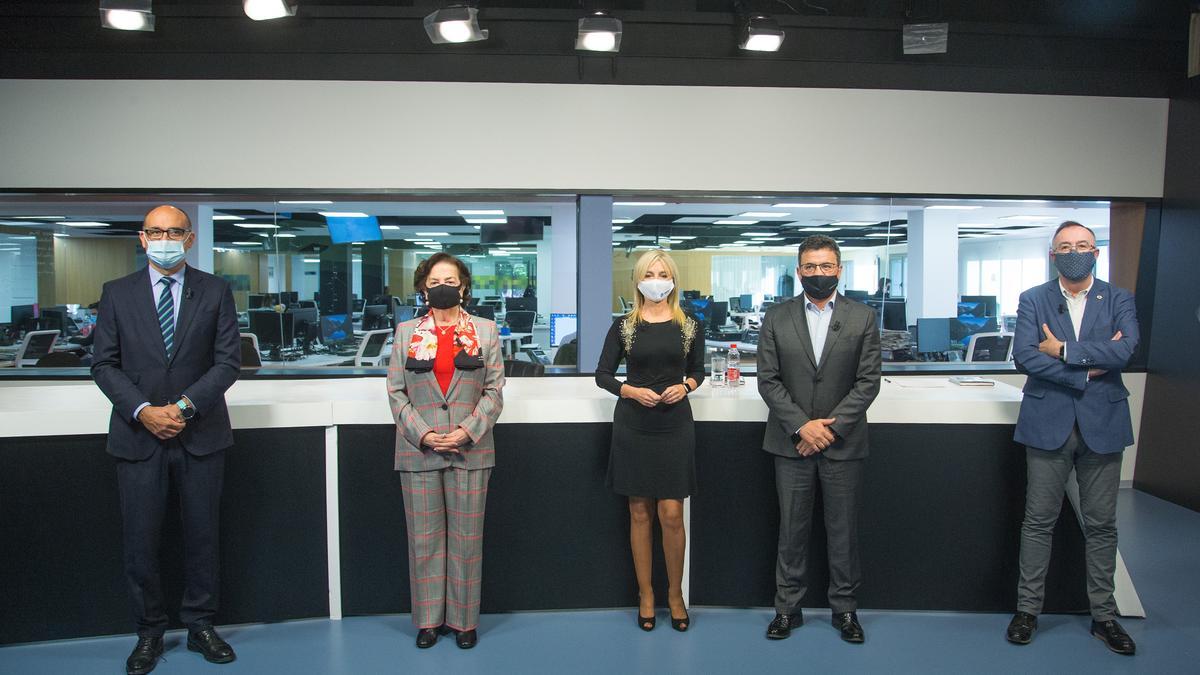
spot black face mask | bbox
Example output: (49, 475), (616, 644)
(425, 284), (462, 309)
(801, 274), (839, 301)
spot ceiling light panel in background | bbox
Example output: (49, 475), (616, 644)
(739, 14), (784, 52)
(100, 0), (154, 31)
(424, 6), (488, 44)
(244, 0), (296, 21)
(576, 12), (622, 53)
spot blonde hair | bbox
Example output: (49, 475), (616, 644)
(628, 249), (688, 326)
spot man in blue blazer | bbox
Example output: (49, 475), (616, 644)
(92, 205), (241, 674)
(1005, 221), (1138, 656)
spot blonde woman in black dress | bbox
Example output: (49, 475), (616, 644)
(595, 249), (705, 632)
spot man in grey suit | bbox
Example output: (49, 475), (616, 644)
(757, 235), (882, 643)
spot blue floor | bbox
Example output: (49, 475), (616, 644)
(3, 489), (1198, 675)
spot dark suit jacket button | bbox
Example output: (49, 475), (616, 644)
(441, 403), (449, 410)
(814, 377), (822, 383)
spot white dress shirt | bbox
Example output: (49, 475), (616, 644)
(133, 265), (188, 421)
(1059, 278), (1092, 363)
(804, 294), (836, 367)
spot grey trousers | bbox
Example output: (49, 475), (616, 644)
(1017, 426), (1122, 621)
(774, 454), (864, 615)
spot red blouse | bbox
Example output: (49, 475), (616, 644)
(433, 325), (456, 396)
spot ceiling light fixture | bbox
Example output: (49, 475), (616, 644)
(739, 14), (784, 52)
(739, 212), (789, 218)
(274, 233), (297, 238)
(100, 0), (154, 31)
(714, 220), (758, 225)
(457, 209), (504, 215)
(614, 201), (666, 207)
(234, 223), (280, 229)
(380, 225), (401, 230)
(278, 200), (333, 204)
(576, 11), (622, 53)
(65, 221), (111, 228)
(243, 0), (296, 21)
(925, 205), (981, 210)
(464, 218), (507, 224)
(831, 221), (877, 226)
(611, 226), (624, 231)
(424, 5), (488, 44)
(416, 231), (451, 236)
(318, 211), (370, 218)
(773, 203), (828, 208)
(232, 241), (262, 245)
(212, 215), (244, 221)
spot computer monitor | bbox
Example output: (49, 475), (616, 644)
(38, 308), (67, 333)
(320, 313), (352, 346)
(393, 304), (416, 327)
(727, 296), (742, 313)
(249, 310), (290, 348)
(739, 294), (754, 312)
(353, 298), (366, 313)
(880, 300), (907, 331)
(951, 315), (999, 344)
(959, 295), (998, 318)
(278, 291), (299, 306)
(289, 307), (319, 352)
(505, 296), (537, 313)
(709, 301), (728, 329)
(681, 297), (710, 324)
(469, 305), (495, 321)
(844, 290), (870, 301)
(362, 304), (388, 330)
(550, 313), (578, 347)
(682, 290), (701, 300)
(248, 293), (268, 309)
(916, 318), (952, 353)
(10, 304), (38, 330)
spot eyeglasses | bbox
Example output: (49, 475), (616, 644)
(799, 263), (840, 275)
(142, 228), (191, 241)
(1053, 243), (1097, 254)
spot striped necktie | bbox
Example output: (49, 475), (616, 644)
(157, 277), (176, 358)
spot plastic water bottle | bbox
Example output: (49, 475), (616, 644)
(727, 343), (741, 385)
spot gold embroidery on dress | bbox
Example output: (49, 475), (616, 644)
(620, 314), (637, 354)
(680, 317), (697, 356)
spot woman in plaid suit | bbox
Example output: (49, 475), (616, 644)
(386, 252), (505, 650)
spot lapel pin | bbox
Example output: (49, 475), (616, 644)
(1095, 294), (1103, 300)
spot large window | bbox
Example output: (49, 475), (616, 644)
(0, 196), (571, 372)
(609, 196), (1135, 372)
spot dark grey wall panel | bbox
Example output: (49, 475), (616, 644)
(0, 428), (329, 645)
(1134, 94), (1200, 512)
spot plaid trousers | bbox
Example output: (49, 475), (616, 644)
(399, 466), (491, 631)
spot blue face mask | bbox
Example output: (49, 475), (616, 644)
(1053, 250), (1095, 282)
(146, 239), (186, 269)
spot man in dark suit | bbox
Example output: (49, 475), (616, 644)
(757, 235), (882, 643)
(1005, 221), (1139, 655)
(92, 205), (241, 674)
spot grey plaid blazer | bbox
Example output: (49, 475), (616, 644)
(387, 315), (505, 471)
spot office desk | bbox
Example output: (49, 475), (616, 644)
(499, 332), (533, 358)
(705, 338), (758, 354)
(259, 354), (355, 368)
(0, 376), (1108, 644)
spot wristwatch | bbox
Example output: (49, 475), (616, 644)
(176, 397), (196, 420)
(1058, 344), (1065, 361)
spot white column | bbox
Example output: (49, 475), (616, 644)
(906, 209), (959, 322)
(550, 203), (577, 316)
(180, 203), (215, 273)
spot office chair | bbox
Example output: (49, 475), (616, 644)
(354, 329), (393, 367)
(505, 310), (535, 334)
(552, 338), (578, 366)
(15, 330), (60, 367)
(503, 359), (545, 377)
(239, 333), (262, 368)
(35, 351), (83, 367)
(965, 332), (1014, 363)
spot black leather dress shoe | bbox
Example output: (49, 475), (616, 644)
(455, 629), (478, 649)
(1006, 611), (1038, 645)
(766, 612), (803, 640)
(126, 636), (163, 675)
(187, 627), (236, 664)
(1091, 619), (1136, 655)
(833, 611), (865, 644)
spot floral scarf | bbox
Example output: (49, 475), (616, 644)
(404, 311), (484, 372)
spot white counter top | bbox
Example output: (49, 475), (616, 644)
(0, 376), (1022, 438)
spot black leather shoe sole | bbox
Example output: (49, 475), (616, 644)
(126, 653), (162, 675)
(1006, 630), (1033, 645)
(187, 640), (236, 664)
(839, 631), (865, 644)
(1091, 630), (1136, 655)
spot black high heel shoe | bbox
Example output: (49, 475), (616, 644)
(638, 613), (657, 631)
(671, 609), (690, 632)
